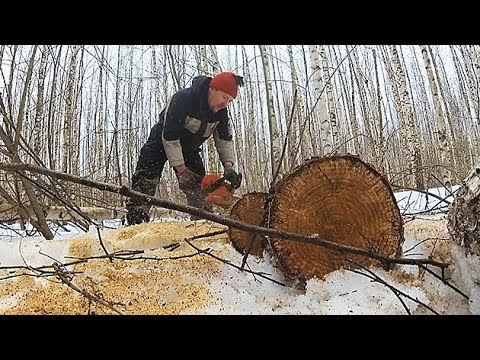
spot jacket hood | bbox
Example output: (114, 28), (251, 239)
(191, 75), (211, 96)
(190, 75), (213, 114)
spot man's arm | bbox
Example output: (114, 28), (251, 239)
(161, 94), (190, 169)
(213, 112), (235, 167)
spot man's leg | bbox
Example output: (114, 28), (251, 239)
(182, 151), (213, 220)
(126, 144), (166, 225)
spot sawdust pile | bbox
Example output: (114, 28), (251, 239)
(0, 221), (231, 315)
(0, 214), (468, 315)
(403, 214), (453, 264)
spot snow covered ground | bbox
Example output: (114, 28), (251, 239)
(0, 185), (478, 315)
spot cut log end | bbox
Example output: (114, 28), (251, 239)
(267, 154), (404, 284)
(228, 192), (268, 258)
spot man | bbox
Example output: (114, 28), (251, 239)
(126, 71), (244, 225)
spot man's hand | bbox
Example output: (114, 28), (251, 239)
(177, 168), (203, 192)
(224, 168), (242, 189)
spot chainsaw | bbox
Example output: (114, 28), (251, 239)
(200, 173), (241, 209)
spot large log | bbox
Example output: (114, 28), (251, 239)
(265, 154), (404, 285)
(448, 164), (480, 255)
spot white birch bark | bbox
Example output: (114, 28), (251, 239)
(373, 48), (387, 177)
(350, 47), (376, 163)
(206, 45), (222, 174)
(63, 45), (79, 173)
(330, 46), (358, 155)
(319, 45), (338, 151)
(195, 45), (207, 73)
(287, 45), (309, 168)
(242, 46), (263, 189)
(309, 45), (330, 155)
(46, 46), (62, 169)
(348, 49), (365, 155)
(388, 45), (422, 188)
(421, 45), (452, 188)
(297, 45), (317, 160)
(33, 45), (47, 158)
(208, 45), (221, 74)
(113, 45), (123, 187)
(468, 45), (480, 124)
(259, 45), (281, 179)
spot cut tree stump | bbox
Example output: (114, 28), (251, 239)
(228, 192), (268, 258)
(266, 154), (404, 285)
(448, 165), (480, 255)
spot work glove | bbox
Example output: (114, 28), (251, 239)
(177, 168), (203, 193)
(224, 167), (242, 189)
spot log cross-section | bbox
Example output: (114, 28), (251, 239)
(228, 192), (268, 258)
(265, 154), (404, 284)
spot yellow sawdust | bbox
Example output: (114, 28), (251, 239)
(0, 221), (230, 315)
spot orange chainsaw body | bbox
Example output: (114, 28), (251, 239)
(201, 174), (235, 208)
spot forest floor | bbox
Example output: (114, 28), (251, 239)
(1, 212), (475, 315)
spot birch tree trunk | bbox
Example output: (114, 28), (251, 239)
(33, 45), (47, 158)
(46, 46), (62, 170)
(348, 48), (365, 156)
(451, 46), (478, 172)
(287, 45), (308, 168)
(320, 45), (339, 151)
(5, 45), (18, 127)
(297, 46), (316, 160)
(205, 45), (221, 174)
(96, 45), (106, 178)
(113, 45), (123, 187)
(430, 46), (457, 175)
(63, 45), (79, 174)
(421, 45), (452, 189)
(389, 45), (422, 189)
(309, 45), (331, 155)
(373, 48), (387, 177)
(259, 45), (281, 180)
(195, 45), (207, 73)
(467, 45), (480, 124)
(242, 46), (264, 190)
(333, 46), (359, 156)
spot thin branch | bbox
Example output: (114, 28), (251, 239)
(52, 262), (124, 315)
(0, 161), (450, 272)
(346, 260), (440, 315)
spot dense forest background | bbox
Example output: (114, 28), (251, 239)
(0, 45), (478, 236)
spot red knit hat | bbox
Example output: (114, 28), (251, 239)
(210, 72), (239, 99)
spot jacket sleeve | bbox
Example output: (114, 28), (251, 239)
(213, 110), (235, 166)
(161, 94), (189, 167)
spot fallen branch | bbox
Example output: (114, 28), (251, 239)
(0, 162), (450, 272)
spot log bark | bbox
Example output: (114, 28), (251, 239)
(448, 164), (480, 255)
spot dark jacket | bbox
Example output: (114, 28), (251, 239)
(146, 75), (235, 167)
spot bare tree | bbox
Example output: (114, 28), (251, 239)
(421, 45), (452, 189)
(308, 45), (330, 156)
(259, 45), (281, 180)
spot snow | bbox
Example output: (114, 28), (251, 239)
(0, 187), (478, 315)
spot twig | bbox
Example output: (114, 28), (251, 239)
(52, 262), (123, 315)
(418, 264), (469, 300)
(346, 260), (440, 315)
(184, 238), (286, 287)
